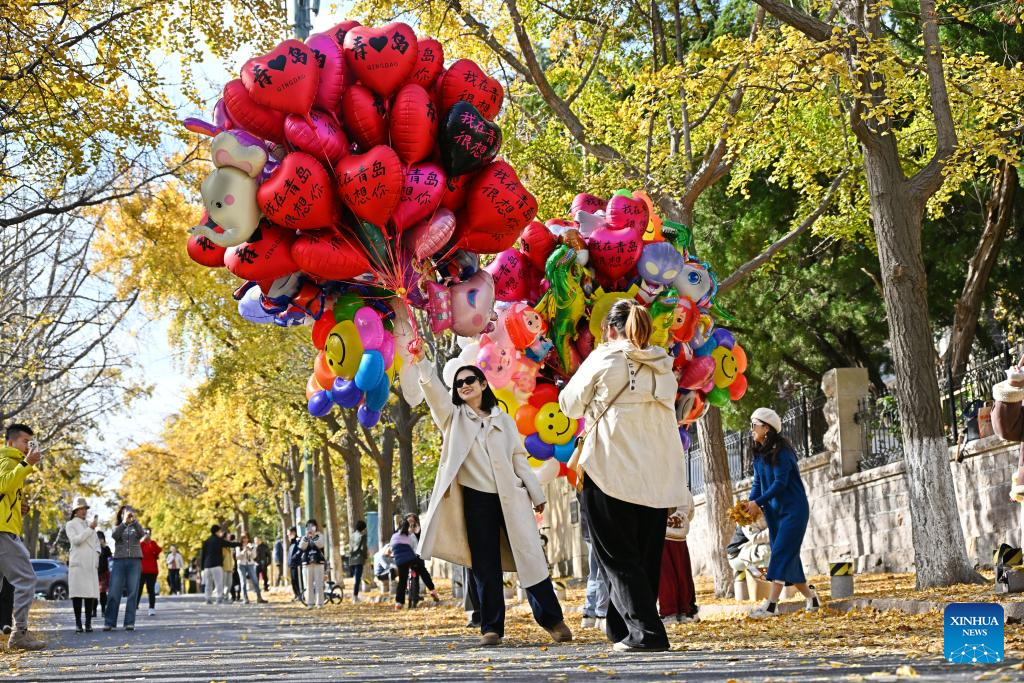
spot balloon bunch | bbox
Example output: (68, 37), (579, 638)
(181, 18), (542, 425)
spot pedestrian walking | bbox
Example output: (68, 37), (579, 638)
(658, 507), (699, 623)
(348, 520), (368, 602)
(237, 534), (267, 604)
(200, 525), (240, 604)
(66, 497), (100, 633)
(165, 545), (185, 595)
(414, 354), (571, 647)
(742, 408), (820, 618)
(578, 492), (609, 631)
(95, 531), (112, 618)
(0, 424), (45, 650)
(137, 530), (161, 615)
(273, 536), (285, 587)
(254, 536), (271, 591)
(287, 527), (304, 602)
(560, 300), (692, 652)
(104, 503), (145, 631)
(224, 533), (240, 602)
(299, 520), (326, 608)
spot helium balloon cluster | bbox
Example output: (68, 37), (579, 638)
(181, 19), (541, 426)
(470, 189), (749, 479)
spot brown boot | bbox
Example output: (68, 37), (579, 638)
(8, 629), (46, 651)
(479, 632), (501, 646)
(545, 621), (573, 643)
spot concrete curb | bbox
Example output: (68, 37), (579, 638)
(694, 597), (1024, 622)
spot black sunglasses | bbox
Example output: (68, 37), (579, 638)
(454, 375), (480, 389)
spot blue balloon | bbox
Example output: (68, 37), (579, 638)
(694, 336), (718, 357)
(553, 440), (575, 463)
(364, 374), (390, 412)
(354, 350), (385, 392)
(525, 433), (555, 460)
(712, 327), (735, 349)
(237, 288), (276, 324)
(307, 391), (333, 417)
(678, 426), (692, 452)
(357, 404), (382, 428)
(332, 379), (364, 409)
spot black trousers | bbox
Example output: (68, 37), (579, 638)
(395, 557), (435, 605)
(290, 566), (303, 600)
(257, 562), (269, 590)
(0, 578), (12, 630)
(167, 568), (181, 594)
(581, 476), (669, 649)
(136, 572), (158, 609)
(462, 486), (563, 637)
(72, 597), (97, 628)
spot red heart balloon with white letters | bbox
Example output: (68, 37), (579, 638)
(606, 192), (649, 234)
(389, 84), (439, 165)
(440, 59), (504, 120)
(224, 223), (298, 281)
(408, 37), (444, 88)
(571, 193), (606, 217)
(335, 145), (403, 227)
(222, 79), (286, 143)
(257, 152), (337, 230)
(392, 162), (447, 233)
(291, 229), (371, 281)
(241, 40), (320, 116)
(343, 23), (418, 97)
(456, 161), (537, 254)
(306, 33), (348, 112)
(186, 231), (227, 268)
(587, 223), (643, 281)
(341, 84), (388, 150)
(284, 110), (348, 165)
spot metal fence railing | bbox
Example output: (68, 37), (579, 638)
(685, 388), (827, 495)
(854, 388), (904, 471)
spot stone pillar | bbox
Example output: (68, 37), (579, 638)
(821, 368), (872, 476)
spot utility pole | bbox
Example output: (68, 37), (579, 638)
(292, 0), (319, 39)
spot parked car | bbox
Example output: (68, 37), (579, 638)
(31, 559), (69, 600)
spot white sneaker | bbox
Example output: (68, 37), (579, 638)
(595, 617), (605, 632)
(147, 608), (155, 616)
(580, 616), (596, 629)
(661, 615), (676, 625)
(805, 585), (821, 612)
(749, 600), (779, 619)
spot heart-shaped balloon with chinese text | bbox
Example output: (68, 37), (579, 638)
(284, 110), (349, 165)
(457, 160), (537, 254)
(439, 102), (502, 178)
(186, 232), (227, 268)
(222, 79), (286, 144)
(225, 223), (298, 281)
(519, 221), (557, 271)
(485, 248), (537, 301)
(241, 39), (320, 115)
(606, 191), (649, 235)
(439, 59), (504, 120)
(257, 152), (337, 230)
(335, 145), (403, 227)
(343, 23), (418, 97)
(392, 162), (447, 233)
(341, 83), (388, 150)
(291, 229), (371, 281)
(306, 33), (348, 112)
(408, 37), (444, 88)
(587, 224), (643, 281)
(389, 84), (439, 165)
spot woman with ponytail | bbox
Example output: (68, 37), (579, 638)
(560, 299), (693, 652)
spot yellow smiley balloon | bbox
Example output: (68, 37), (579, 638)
(324, 320), (363, 380)
(493, 386), (522, 418)
(533, 401), (579, 446)
(711, 345), (739, 388)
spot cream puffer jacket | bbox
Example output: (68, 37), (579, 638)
(560, 340), (692, 511)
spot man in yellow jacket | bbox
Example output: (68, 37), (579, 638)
(0, 424), (44, 650)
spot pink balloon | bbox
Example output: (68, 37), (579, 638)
(284, 110), (349, 165)
(354, 306), (386, 350)
(306, 33), (348, 113)
(407, 208), (456, 261)
(587, 224), (642, 281)
(570, 193), (606, 216)
(606, 193), (649, 234)
(378, 332), (395, 369)
(484, 248), (536, 302)
(476, 334), (515, 388)
(423, 280), (453, 335)
(392, 162), (447, 233)
(450, 270), (495, 337)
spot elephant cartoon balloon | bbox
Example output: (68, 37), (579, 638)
(189, 131), (267, 248)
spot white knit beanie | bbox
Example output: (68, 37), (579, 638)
(751, 407), (782, 433)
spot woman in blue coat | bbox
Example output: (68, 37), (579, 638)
(741, 407), (820, 618)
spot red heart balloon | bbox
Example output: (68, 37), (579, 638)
(306, 33), (348, 112)
(343, 23), (418, 97)
(389, 84), (439, 165)
(257, 152), (337, 230)
(392, 162), (447, 233)
(587, 224), (643, 281)
(440, 170), (474, 211)
(440, 59), (504, 120)
(326, 20), (361, 85)
(241, 40), (320, 115)
(457, 161), (538, 254)
(484, 248), (537, 301)
(606, 192), (649, 234)
(291, 229), (371, 281)
(519, 221), (557, 271)
(222, 79), (286, 143)
(284, 109), (349, 165)
(335, 145), (403, 226)
(340, 83), (388, 150)
(406, 207), (456, 261)
(186, 232), (227, 268)
(311, 309), (338, 349)
(571, 193), (606, 217)
(225, 223), (298, 281)
(408, 37), (444, 88)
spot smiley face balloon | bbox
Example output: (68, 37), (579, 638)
(324, 320), (364, 379)
(533, 401), (578, 446)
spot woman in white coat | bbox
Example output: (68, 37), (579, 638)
(414, 353), (571, 647)
(65, 497), (100, 633)
(560, 299), (692, 652)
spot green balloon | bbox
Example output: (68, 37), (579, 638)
(333, 293), (362, 321)
(612, 188), (633, 198)
(355, 221), (393, 273)
(706, 386), (731, 408)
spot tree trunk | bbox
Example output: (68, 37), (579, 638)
(864, 146), (983, 587)
(319, 446), (344, 583)
(696, 406), (735, 597)
(393, 396), (419, 513)
(376, 428), (397, 546)
(947, 162), (1018, 377)
(23, 508), (40, 557)
(340, 447), (364, 539)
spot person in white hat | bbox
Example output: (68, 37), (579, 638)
(65, 497), (100, 632)
(742, 408), (819, 618)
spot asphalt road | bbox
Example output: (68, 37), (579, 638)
(3, 594), (1015, 681)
